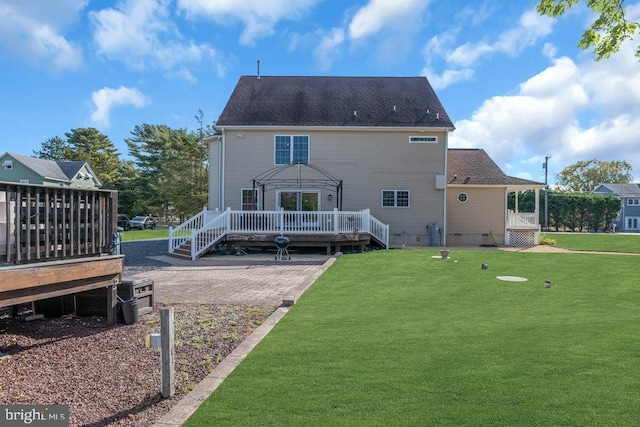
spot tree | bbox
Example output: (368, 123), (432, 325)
(537, 0), (640, 60)
(555, 159), (633, 192)
(64, 128), (123, 188)
(126, 118), (210, 220)
(33, 136), (69, 160)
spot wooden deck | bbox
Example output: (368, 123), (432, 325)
(225, 232), (371, 255)
(1, 181), (123, 324)
(0, 255), (123, 324)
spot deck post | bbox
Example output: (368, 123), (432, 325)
(190, 228), (196, 260)
(280, 208), (284, 235)
(168, 226), (173, 253)
(333, 208), (339, 234)
(362, 209), (370, 232)
(106, 282), (117, 325)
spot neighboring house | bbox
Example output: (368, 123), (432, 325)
(169, 75), (544, 258)
(0, 152), (101, 189)
(447, 149), (545, 246)
(592, 183), (640, 232)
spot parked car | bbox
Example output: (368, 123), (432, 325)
(129, 215), (156, 230)
(117, 214), (131, 231)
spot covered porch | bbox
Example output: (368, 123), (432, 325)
(505, 187), (542, 246)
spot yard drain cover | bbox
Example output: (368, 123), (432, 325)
(496, 276), (528, 282)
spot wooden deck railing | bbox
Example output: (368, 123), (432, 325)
(170, 208), (390, 259)
(1, 182), (118, 264)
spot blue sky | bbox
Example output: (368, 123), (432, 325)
(1, 0), (639, 185)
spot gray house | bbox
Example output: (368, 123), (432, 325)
(592, 183), (640, 231)
(0, 152), (101, 189)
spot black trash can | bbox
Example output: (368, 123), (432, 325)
(119, 297), (139, 325)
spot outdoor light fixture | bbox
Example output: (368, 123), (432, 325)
(327, 194), (333, 201)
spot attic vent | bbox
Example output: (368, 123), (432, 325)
(77, 172), (84, 179)
(2, 160), (13, 170)
(85, 174), (92, 180)
(353, 110), (357, 117)
(409, 136), (437, 143)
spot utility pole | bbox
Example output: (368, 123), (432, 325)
(543, 155), (551, 231)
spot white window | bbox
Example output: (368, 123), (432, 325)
(627, 198), (639, 206)
(627, 217), (639, 230)
(409, 136), (437, 143)
(382, 190), (409, 207)
(2, 160), (13, 170)
(241, 189), (258, 210)
(275, 135), (309, 165)
(457, 192), (468, 203)
(19, 179), (29, 183)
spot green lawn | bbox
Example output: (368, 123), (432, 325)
(546, 232), (640, 253)
(185, 249), (640, 426)
(118, 228), (168, 242)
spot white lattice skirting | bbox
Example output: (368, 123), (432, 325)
(507, 230), (539, 246)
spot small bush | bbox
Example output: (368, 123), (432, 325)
(538, 233), (556, 246)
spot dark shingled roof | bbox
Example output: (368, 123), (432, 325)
(217, 76), (454, 128)
(448, 149), (544, 187)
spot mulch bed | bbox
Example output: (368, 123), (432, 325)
(0, 302), (275, 426)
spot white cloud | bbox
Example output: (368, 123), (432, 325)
(0, 0), (85, 69)
(424, 8), (555, 89)
(348, 0), (431, 40)
(314, 28), (345, 71)
(178, 0), (321, 45)
(91, 0), (219, 78)
(450, 39), (640, 183)
(91, 86), (149, 127)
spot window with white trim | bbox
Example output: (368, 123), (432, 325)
(457, 192), (468, 203)
(409, 135), (437, 143)
(2, 160), (13, 170)
(19, 179), (29, 184)
(382, 190), (409, 207)
(627, 217), (639, 230)
(627, 198), (639, 206)
(275, 135), (309, 165)
(241, 188), (258, 210)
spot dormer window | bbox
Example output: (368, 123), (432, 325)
(2, 160), (13, 170)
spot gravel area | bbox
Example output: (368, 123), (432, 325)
(120, 239), (171, 276)
(0, 239), (277, 426)
(0, 303), (276, 426)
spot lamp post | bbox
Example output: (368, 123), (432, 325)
(543, 155), (550, 231)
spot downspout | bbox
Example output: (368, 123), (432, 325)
(442, 133), (448, 247)
(219, 128), (226, 211)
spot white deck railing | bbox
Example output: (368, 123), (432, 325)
(170, 208), (390, 259)
(507, 210), (539, 229)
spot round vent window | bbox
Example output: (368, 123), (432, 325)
(457, 192), (468, 203)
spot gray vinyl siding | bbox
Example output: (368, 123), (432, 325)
(215, 128), (447, 245)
